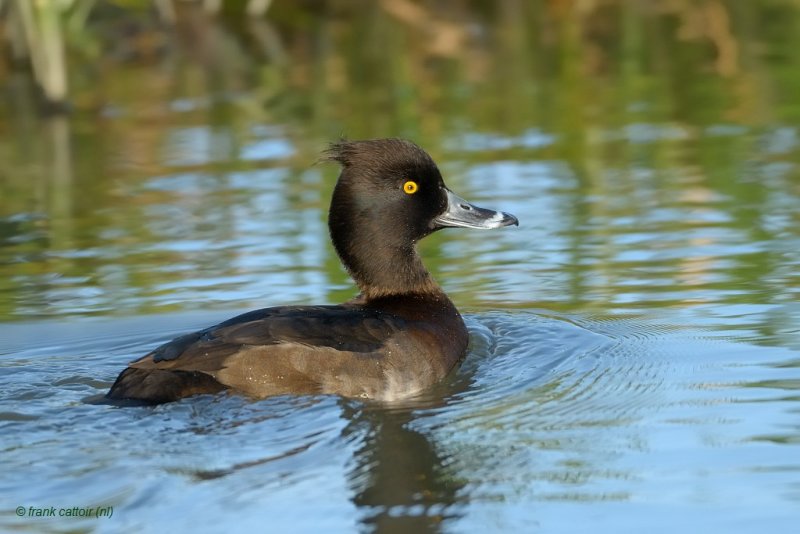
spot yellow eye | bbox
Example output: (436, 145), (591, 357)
(403, 181), (418, 194)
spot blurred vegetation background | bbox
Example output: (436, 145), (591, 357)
(4, 0), (800, 127)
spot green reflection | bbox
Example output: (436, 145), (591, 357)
(0, 0), (798, 334)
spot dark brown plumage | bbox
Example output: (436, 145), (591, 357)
(106, 139), (517, 404)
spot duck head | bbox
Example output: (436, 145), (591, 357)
(325, 138), (518, 300)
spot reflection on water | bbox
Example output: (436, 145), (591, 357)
(1, 311), (798, 532)
(1, 1), (799, 533)
(344, 404), (466, 533)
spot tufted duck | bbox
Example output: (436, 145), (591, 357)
(106, 138), (517, 404)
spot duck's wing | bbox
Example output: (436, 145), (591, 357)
(105, 305), (405, 404)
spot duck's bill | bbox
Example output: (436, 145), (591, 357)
(433, 189), (519, 230)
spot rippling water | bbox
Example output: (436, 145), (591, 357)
(2, 309), (798, 532)
(2, 2), (800, 532)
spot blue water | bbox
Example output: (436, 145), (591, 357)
(2, 120), (800, 530)
(2, 305), (798, 532)
(2, 118), (799, 530)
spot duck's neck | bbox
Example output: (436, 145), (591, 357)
(334, 240), (442, 300)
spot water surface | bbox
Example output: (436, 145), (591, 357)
(1, 2), (799, 532)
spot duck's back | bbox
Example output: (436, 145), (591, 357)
(106, 297), (467, 404)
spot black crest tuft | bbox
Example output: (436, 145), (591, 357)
(324, 138), (437, 176)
